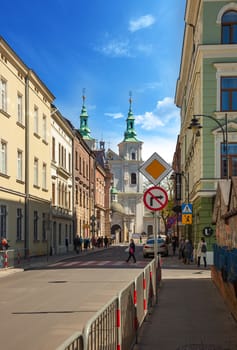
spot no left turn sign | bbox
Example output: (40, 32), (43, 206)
(143, 186), (168, 211)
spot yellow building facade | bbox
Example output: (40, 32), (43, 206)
(0, 37), (54, 256)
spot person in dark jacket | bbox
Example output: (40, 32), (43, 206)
(126, 239), (136, 263)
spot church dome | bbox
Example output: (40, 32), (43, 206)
(111, 202), (125, 214)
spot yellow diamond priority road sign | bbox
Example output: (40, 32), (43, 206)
(140, 152), (172, 185)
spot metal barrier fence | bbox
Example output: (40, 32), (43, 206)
(56, 331), (84, 350)
(60, 259), (159, 350)
(213, 244), (237, 282)
(84, 297), (118, 350)
(0, 249), (15, 268)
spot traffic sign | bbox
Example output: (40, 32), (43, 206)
(182, 214), (192, 224)
(139, 152), (172, 185)
(203, 227), (213, 237)
(181, 203), (193, 214)
(143, 186), (168, 211)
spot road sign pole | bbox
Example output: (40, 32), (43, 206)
(154, 212), (158, 266)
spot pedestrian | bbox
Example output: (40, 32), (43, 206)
(73, 235), (80, 253)
(1, 237), (9, 250)
(104, 236), (109, 248)
(65, 235), (69, 252)
(197, 237), (207, 267)
(126, 239), (136, 263)
(171, 235), (178, 256)
(178, 237), (185, 260)
(183, 239), (193, 264)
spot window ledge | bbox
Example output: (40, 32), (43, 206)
(42, 139), (48, 145)
(34, 132), (41, 139)
(33, 184), (40, 189)
(0, 172), (10, 179)
(0, 109), (11, 118)
(16, 121), (25, 129)
(16, 179), (25, 185)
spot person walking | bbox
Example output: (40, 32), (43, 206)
(171, 235), (178, 256)
(126, 239), (136, 263)
(65, 235), (69, 252)
(197, 237), (207, 267)
(183, 239), (193, 264)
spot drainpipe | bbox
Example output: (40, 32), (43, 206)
(24, 74), (30, 257)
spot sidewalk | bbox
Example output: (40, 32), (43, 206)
(134, 256), (237, 350)
(0, 246), (104, 278)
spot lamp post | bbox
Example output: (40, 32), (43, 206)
(188, 113), (228, 179)
(171, 171), (190, 239)
(172, 171), (189, 202)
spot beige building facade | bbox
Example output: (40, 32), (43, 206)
(0, 36), (54, 256)
(50, 109), (74, 254)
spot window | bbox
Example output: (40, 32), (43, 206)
(17, 150), (23, 181)
(131, 152), (136, 160)
(68, 153), (71, 173)
(131, 173), (137, 185)
(52, 183), (55, 205)
(0, 141), (7, 174)
(221, 77), (237, 111)
(42, 115), (47, 141)
(42, 163), (47, 189)
(34, 158), (39, 186)
(58, 144), (61, 165)
(16, 208), (23, 240)
(0, 205), (7, 237)
(52, 137), (55, 161)
(75, 185), (78, 204)
(33, 211), (39, 240)
(34, 106), (39, 134)
(221, 142), (237, 177)
(1, 79), (7, 112)
(58, 223), (62, 245)
(75, 151), (78, 170)
(42, 213), (46, 241)
(17, 94), (23, 124)
(222, 11), (237, 44)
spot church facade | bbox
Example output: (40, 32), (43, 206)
(106, 98), (144, 242)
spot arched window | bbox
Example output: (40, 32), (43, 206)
(131, 152), (136, 160)
(131, 173), (136, 184)
(222, 11), (237, 44)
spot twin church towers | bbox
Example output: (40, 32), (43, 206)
(79, 92), (145, 241)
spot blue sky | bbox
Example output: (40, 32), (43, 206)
(2, 0), (186, 163)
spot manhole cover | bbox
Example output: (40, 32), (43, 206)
(177, 345), (227, 350)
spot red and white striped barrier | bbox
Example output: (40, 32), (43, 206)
(4, 251), (8, 268)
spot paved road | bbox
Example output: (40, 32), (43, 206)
(0, 245), (147, 350)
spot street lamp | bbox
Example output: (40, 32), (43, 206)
(188, 113), (228, 179)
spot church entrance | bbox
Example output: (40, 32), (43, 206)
(111, 224), (122, 243)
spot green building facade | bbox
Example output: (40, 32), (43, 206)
(175, 0), (237, 258)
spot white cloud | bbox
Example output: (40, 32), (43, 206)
(136, 43), (153, 55)
(135, 96), (179, 131)
(96, 39), (131, 57)
(141, 135), (176, 164)
(136, 112), (164, 130)
(129, 15), (156, 32)
(105, 112), (124, 119)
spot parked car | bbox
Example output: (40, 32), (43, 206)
(143, 236), (168, 258)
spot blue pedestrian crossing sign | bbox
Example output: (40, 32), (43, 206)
(181, 203), (193, 214)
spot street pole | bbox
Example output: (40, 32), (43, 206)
(154, 211), (158, 267)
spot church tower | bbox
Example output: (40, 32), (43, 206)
(79, 89), (95, 149)
(107, 93), (144, 241)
